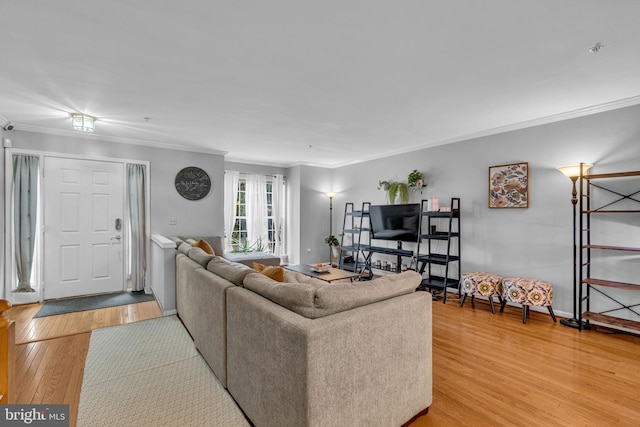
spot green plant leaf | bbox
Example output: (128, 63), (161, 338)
(325, 234), (340, 246)
(388, 182), (399, 204)
(398, 183), (409, 204)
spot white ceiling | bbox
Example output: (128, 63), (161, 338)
(1, 1), (640, 168)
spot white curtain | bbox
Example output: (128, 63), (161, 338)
(127, 164), (147, 292)
(12, 155), (39, 292)
(271, 174), (285, 256)
(224, 171), (240, 251)
(246, 174), (268, 247)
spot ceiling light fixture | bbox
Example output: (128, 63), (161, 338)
(71, 113), (96, 132)
(588, 42), (604, 54)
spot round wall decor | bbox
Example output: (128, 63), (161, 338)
(175, 167), (212, 200)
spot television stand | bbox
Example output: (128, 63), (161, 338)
(364, 241), (414, 274)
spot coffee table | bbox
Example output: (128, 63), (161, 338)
(285, 264), (361, 283)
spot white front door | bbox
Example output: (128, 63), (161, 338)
(43, 157), (125, 300)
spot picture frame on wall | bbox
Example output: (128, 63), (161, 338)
(488, 162), (529, 208)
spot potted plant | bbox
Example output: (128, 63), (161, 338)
(377, 180), (390, 191)
(325, 234), (341, 266)
(325, 234), (340, 246)
(408, 169), (425, 189)
(387, 181), (409, 204)
(230, 237), (267, 253)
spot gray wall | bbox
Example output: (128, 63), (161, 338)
(4, 104), (640, 317)
(298, 165), (333, 265)
(282, 165), (333, 265)
(7, 131), (225, 238)
(287, 166), (301, 264)
(329, 104), (640, 316)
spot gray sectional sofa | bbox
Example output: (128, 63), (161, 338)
(171, 235), (433, 427)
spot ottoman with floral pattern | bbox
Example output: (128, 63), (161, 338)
(502, 277), (557, 323)
(460, 272), (504, 314)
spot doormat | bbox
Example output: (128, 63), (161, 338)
(34, 291), (156, 318)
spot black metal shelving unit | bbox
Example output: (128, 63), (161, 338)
(415, 198), (461, 303)
(338, 202), (371, 278)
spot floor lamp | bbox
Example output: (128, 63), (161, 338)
(557, 163), (592, 329)
(326, 192), (336, 264)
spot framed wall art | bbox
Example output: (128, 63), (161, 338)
(488, 162), (529, 208)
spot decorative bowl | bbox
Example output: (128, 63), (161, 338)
(310, 263), (332, 273)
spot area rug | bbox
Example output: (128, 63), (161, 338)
(77, 316), (249, 427)
(33, 291), (155, 318)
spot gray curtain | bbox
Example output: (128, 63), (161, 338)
(127, 164), (147, 292)
(13, 155), (39, 292)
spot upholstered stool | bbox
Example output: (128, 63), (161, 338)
(501, 277), (557, 324)
(460, 272), (504, 314)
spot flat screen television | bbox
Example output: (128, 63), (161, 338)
(369, 204), (420, 242)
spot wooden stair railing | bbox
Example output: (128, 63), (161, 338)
(0, 299), (14, 404)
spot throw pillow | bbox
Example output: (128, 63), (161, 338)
(253, 262), (285, 282)
(192, 239), (215, 255)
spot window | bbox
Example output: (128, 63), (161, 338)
(232, 180), (247, 243)
(232, 179), (277, 253)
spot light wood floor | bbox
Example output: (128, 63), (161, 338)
(7, 300), (162, 427)
(7, 296), (640, 426)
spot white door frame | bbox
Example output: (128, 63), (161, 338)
(3, 148), (151, 304)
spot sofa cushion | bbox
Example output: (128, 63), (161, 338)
(223, 251), (281, 267)
(243, 272), (321, 317)
(192, 239), (215, 255)
(243, 270), (422, 319)
(175, 235), (224, 257)
(253, 262), (285, 282)
(314, 271), (421, 316)
(207, 257), (253, 287)
(167, 236), (185, 246)
(177, 241), (193, 255)
(283, 270), (328, 286)
(188, 247), (215, 267)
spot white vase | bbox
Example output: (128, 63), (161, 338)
(330, 245), (341, 267)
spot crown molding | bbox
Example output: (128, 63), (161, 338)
(10, 95), (640, 169)
(327, 94), (640, 169)
(0, 113), (10, 127)
(12, 124), (229, 157)
(438, 94), (640, 146)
